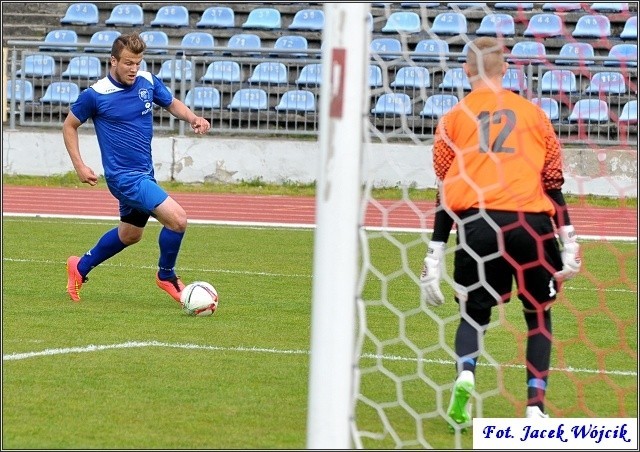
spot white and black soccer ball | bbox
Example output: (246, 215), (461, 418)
(180, 281), (219, 317)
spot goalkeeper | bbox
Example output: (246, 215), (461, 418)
(420, 37), (581, 425)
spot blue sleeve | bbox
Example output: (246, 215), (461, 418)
(152, 74), (173, 108)
(70, 88), (96, 124)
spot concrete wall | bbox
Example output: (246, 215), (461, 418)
(2, 129), (637, 198)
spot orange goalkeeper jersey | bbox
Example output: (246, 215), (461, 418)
(432, 87), (564, 217)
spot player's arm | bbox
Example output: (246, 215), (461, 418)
(165, 98), (211, 135)
(62, 111), (98, 186)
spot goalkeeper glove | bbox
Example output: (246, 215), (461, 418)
(554, 225), (581, 281)
(420, 241), (445, 307)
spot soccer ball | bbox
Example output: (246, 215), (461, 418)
(180, 281), (219, 317)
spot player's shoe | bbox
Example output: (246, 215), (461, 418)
(66, 255), (87, 302)
(447, 370), (474, 432)
(156, 272), (185, 304)
(525, 406), (549, 418)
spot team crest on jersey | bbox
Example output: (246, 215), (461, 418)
(138, 89), (151, 103)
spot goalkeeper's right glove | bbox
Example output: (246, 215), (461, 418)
(420, 241), (445, 307)
(554, 225), (581, 281)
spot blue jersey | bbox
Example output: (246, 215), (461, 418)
(71, 71), (173, 180)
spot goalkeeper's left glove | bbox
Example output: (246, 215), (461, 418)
(554, 225), (581, 281)
(420, 241), (445, 307)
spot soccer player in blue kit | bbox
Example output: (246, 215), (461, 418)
(63, 33), (210, 303)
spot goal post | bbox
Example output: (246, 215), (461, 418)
(306, 3), (371, 449)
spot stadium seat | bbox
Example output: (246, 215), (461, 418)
(275, 90), (316, 112)
(618, 100), (638, 123)
(457, 42), (470, 62)
(555, 42), (595, 65)
(369, 64), (384, 88)
(531, 97), (560, 121)
(150, 5), (190, 27)
(370, 38), (402, 61)
(430, 12), (467, 35)
(227, 88), (269, 110)
(572, 14), (611, 38)
(401, 2), (441, 7)
(85, 30), (121, 53)
(523, 13), (564, 38)
(584, 72), (628, 95)
(439, 67), (471, 90)
(61, 55), (102, 79)
(542, 3), (582, 12)
(185, 87), (221, 110)
(242, 7), (281, 29)
(476, 13), (516, 37)
(140, 31), (169, 55)
(197, 6), (235, 28)
(381, 11), (421, 33)
(248, 62), (289, 84)
(620, 16), (637, 40)
(412, 39), (449, 62)
(40, 81), (80, 104)
(271, 35), (308, 58)
(371, 92), (413, 115)
(39, 29), (78, 52)
(502, 67), (527, 92)
(179, 32), (215, 56)
(507, 41), (546, 65)
(288, 9), (324, 31)
(390, 66), (431, 88)
(60, 3), (98, 26)
(539, 69), (578, 94)
(295, 63), (322, 86)
(590, 2), (629, 12)
(225, 33), (262, 56)
(139, 60), (147, 72)
(447, 2), (486, 9)
(604, 44), (638, 68)
(420, 94), (458, 118)
(18, 54), (56, 77)
(367, 12), (374, 32)
(493, 3), (534, 10)
(105, 4), (144, 26)
(568, 99), (610, 122)
(200, 60), (243, 83)
(6, 79), (34, 102)
(157, 60), (193, 82)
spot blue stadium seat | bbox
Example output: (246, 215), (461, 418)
(523, 13), (564, 38)
(367, 12), (374, 32)
(542, 3), (582, 12)
(555, 42), (595, 65)
(476, 13), (516, 37)
(85, 30), (121, 53)
(369, 64), (383, 88)
(539, 69), (578, 94)
(439, 67), (471, 90)
(381, 11), (421, 33)
(620, 16), (637, 40)
(371, 38), (402, 61)
(430, 12), (467, 35)
(412, 39), (449, 62)
(572, 14), (611, 38)
(6, 80), (34, 102)
(584, 72), (628, 95)
(197, 6), (235, 28)
(271, 35), (308, 58)
(447, 2), (486, 9)
(531, 97), (560, 121)
(604, 44), (637, 67)
(618, 100), (638, 123)
(157, 60), (193, 82)
(105, 4), (144, 26)
(140, 31), (169, 55)
(18, 54), (56, 77)
(390, 66), (431, 88)
(248, 62), (289, 84)
(227, 88), (269, 110)
(39, 29), (78, 52)
(242, 7), (281, 29)
(295, 63), (322, 86)
(225, 33), (262, 56)
(590, 2), (629, 12)
(494, 3), (534, 10)
(275, 90), (316, 112)
(507, 41), (546, 65)
(457, 42), (470, 62)
(568, 99), (610, 122)
(179, 32), (215, 56)
(61, 55), (102, 79)
(371, 93), (412, 116)
(185, 87), (221, 109)
(40, 81), (80, 104)
(420, 94), (458, 118)
(201, 60), (242, 83)
(60, 3), (99, 25)
(139, 60), (147, 72)
(150, 5), (190, 27)
(401, 2), (441, 7)
(288, 9), (324, 31)
(502, 67), (527, 92)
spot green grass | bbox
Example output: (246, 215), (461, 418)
(2, 216), (637, 449)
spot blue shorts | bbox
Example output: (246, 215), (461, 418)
(106, 173), (169, 219)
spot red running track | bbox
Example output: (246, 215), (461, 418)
(2, 185), (637, 239)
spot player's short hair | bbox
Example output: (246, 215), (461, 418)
(111, 33), (146, 59)
(465, 37), (504, 79)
